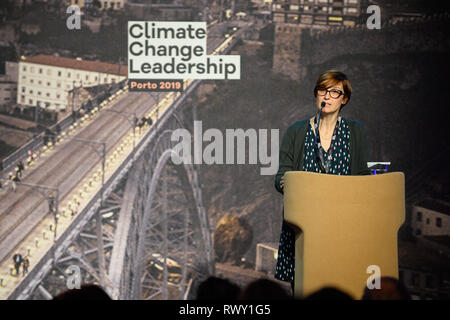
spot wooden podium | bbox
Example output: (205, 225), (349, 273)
(283, 171), (405, 299)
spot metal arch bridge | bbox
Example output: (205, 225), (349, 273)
(0, 21), (254, 300)
(4, 80), (211, 300)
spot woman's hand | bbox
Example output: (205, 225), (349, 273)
(280, 175), (285, 190)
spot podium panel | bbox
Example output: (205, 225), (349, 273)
(283, 171), (405, 299)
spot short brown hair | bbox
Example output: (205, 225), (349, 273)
(313, 70), (352, 109)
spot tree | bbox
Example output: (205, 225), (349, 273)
(213, 214), (253, 264)
(93, 0), (102, 9)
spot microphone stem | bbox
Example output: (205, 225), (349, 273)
(316, 106), (326, 173)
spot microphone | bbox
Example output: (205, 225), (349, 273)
(318, 101), (326, 131)
(316, 101), (326, 173)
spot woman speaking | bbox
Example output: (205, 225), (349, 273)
(274, 70), (370, 293)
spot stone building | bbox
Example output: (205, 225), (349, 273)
(272, 23), (304, 80)
(125, 0), (193, 20)
(271, 0), (362, 27)
(411, 199), (450, 238)
(271, 0), (364, 79)
(0, 62), (18, 110)
(17, 54), (127, 112)
(69, 0), (127, 10)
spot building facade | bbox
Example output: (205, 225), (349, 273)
(0, 81), (17, 107)
(411, 199), (450, 237)
(0, 62), (18, 109)
(255, 243), (278, 276)
(70, 0), (126, 10)
(98, 0), (126, 10)
(271, 0), (361, 27)
(17, 55), (127, 111)
(398, 238), (450, 300)
(125, 0), (193, 20)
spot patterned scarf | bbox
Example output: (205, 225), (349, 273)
(303, 115), (351, 175)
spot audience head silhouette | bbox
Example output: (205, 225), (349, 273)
(50, 276), (411, 300)
(53, 284), (112, 300)
(362, 277), (411, 300)
(239, 278), (291, 300)
(196, 276), (241, 301)
(304, 287), (353, 300)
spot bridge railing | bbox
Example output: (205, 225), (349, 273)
(1, 81), (127, 172)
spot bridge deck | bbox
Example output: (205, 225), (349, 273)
(0, 89), (160, 298)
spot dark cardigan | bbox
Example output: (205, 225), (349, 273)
(274, 117), (370, 194)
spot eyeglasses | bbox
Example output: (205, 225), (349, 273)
(316, 87), (344, 99)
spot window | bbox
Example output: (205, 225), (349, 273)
(415, 228), (421, 236)
(417, 211), (422, 222)
(57, 94), (61, 99)
(37, 91), (41, 96)
(39, 68), (42, 74)
(30, 79), (34, 84)
(46, 92), (50, 97)
(58, 71), (62, 77)
(436, 218), (442, 228)
(426, 218), (430, 224)
(85, 74), (89, 80)
(23, 66), (27, 72)
(29, 89), (33, 94)
(22, 87), (25, 93)
(29, 99), (33, 104)
(57, 81), (61, 88)
(68, 72), (71, 78)
(47, 82), (51, 87)
(410, 273), (420, 286)
(38, 80), (42, 85)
